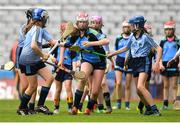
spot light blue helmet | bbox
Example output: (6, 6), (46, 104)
(32, 8), (49, 27)
(128, 16), (146, 28)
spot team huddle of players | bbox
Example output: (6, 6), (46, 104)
(15, 8), (180, 117)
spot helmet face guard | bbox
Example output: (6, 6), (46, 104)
(42, 11), (49, 27)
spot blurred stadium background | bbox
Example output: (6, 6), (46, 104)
(0, 0), (180, 100)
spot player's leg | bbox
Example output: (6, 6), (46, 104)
(71, 62), (93, 115)
(101, 75), (112, 113)
(125, 73), (132, 110)
(64, 79), (73, 113)
(137, 72), (161, 116)
(162, 76), (170, 109)
(36, 66), (54, 115)
(28, 91), (37, 114)
(172, 76), (178, 102)
(97, 88), (105, 113)
(84, 69), (105, 115)
(174, 77), (180, 110)
(17, 74), (38, 115)
(78, 85), (89, 113)
(53, 80), (62, 114)
(114, 70), (123, 109)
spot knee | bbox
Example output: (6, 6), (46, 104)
(125, 84), (130, 90)
(91, 91), (99, 99)
(47, 76), (54, 86)
(163, 84), (169, 89)
(172, 84), (177, 90)
(29, 83), (38, 93)
(21, 85), (27, 93)
(136, 88), (141, 95)
(101, 82), (106, 87)
(116, 82), (122, 87)
(137, 85), (144, 93)
(101, 83), (108, 90)
(50, 76), (54, 83)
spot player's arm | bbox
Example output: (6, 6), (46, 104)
(31, 40), (48, 60)
(83, 38), (109, 47)
(107, 46), (129, 58)
(147, 35), (162, 72)
(57, 47), (65, 67)
(61, 36), (78, 48)
(167, 48), (180, 67)
(31, 28), (49, 60)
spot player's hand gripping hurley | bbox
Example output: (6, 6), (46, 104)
(45, 61), (86, 80)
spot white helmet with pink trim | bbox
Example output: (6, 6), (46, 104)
(76, 12), (89, 22)
(164, 20), (176, 29)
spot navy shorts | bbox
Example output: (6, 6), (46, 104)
(161, 61), (179, 77)
(115, 56), (133, 73)
(81, 59), (106, 70)
(15, 46), (23, 69)
(19, 61), (46, 76)
(130, 57), (151, 78)
(55, 64), (73, 82)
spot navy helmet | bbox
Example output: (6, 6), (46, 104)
(32, 8), (49, 27)
(32, 8), (49, 21)
(128, 16), (146, 28)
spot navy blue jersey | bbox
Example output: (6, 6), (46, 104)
(115, 35), (131, 58)
(65, 28), (106, 63)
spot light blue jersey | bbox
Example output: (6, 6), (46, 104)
(160, 38), (180, 62)
(127, 33), (157, 58)
(18, 24), (26, 47)
(115, 35), (130, 58)
(19, 26), (52, 65)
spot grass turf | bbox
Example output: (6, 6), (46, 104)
(0, 99), (180, 122)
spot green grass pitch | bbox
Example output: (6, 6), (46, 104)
(0, 100), (180, 122)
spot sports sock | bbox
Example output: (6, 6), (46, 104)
(37, 86), (50, 106)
